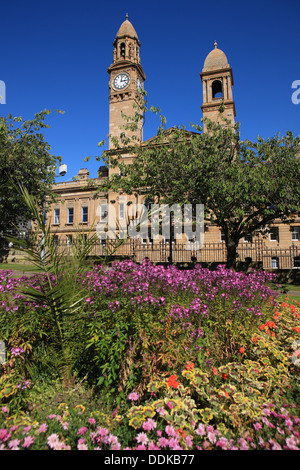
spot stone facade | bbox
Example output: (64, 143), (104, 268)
(46, 16), (300, 267)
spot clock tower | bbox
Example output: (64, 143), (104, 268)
(107, 15), (146, 149)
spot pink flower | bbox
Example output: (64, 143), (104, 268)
(285, 436), (299, 450)
(47, 433), (60, 449)
(38, 423), (48, 433)
(253, 422), (262, 431)
(237, 438), (249, 450)
(196, 424), (206, 436)
(77, 438), (88, 450)
(128, 392), (139, 401)
(136, 444), (147, 450)
(8, 438), (20, 450)
(207, 431), (217, 444)
(142, 419), (157, 432)
(97, 427), (109, 437)
(185, 435), (193, 448)
(88, 418), (96, 424)
(269, 439), (282, 450)
(168, 437), (181, 450)
(156, 407), (166, 416)
(158, 437), (169, 448)
(0, 429), (11, 442)
(1, 407), (8, 413)
(167, 401), (174, 409)
(165, 425), (176, 437)
(77, 426), (88, 436)
(216, 437), (229, 449)
(148, 441), (160, 450)
(136, 432), (148, 445)
(23, 436), (34, 448)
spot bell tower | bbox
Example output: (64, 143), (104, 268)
(200, 41), (236, 130)
(107, 15), (146, 149)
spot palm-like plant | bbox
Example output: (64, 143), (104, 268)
(8, 185), (98, 385)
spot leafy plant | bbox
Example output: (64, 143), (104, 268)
(6, 184), (98, 385)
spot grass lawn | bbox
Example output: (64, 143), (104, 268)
(0, 263), (42, 274)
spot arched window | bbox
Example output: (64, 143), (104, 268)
(120, 42), (125, 58)
(212, 80), (223, 99)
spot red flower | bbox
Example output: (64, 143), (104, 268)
(222, 373), (229, 380)
(212, 367), (218, 375)
(168, 375), (179, 388)
(239, 347), (245, 354)
(186, 362), (194, 370)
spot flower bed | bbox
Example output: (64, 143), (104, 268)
(0, 261), (299, 450)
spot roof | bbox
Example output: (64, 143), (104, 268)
(203, 41), (230, 71)
(115, 14), (139, 41)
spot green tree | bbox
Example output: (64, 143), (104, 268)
(0, 110), (61, 252)
(96, 109), (300, 269)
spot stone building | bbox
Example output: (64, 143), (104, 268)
(47, 16), (300, 269)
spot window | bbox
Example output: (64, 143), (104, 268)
(119, 202), (124, 220)
(294, 257), (300, 269)
(82, 206), (88, 223)
(212, 80), (223, 99)
(120, 42), (125, 58)
(269, 227), (279, 242)
(271, 257), (279, 269)
(220, 231), (226, 242)
(244, 233), (252, 243)
(68, 207), (74, 224)
(291, 227), (300, 241)
(100, 204), (108, 222)
(54, 208), (60, 225)
(67, 235), (73, 245)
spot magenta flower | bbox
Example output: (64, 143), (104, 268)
(8, 438), (20, 450)
(77, 426), (88, 436)
(128, 392), (139, 401)
(38, 423), (48, 433)
(142, 418), (157, 431)
(23, 436), (34, 448)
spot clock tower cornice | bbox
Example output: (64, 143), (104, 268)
(107, 61), (146, 81)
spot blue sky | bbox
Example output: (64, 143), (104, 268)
(1, 0), (299, 181)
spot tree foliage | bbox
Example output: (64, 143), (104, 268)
(96, 103), (300, 268)
(0, 110), (61, 247)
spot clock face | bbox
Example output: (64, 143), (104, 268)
(113, 73), (130, 90)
